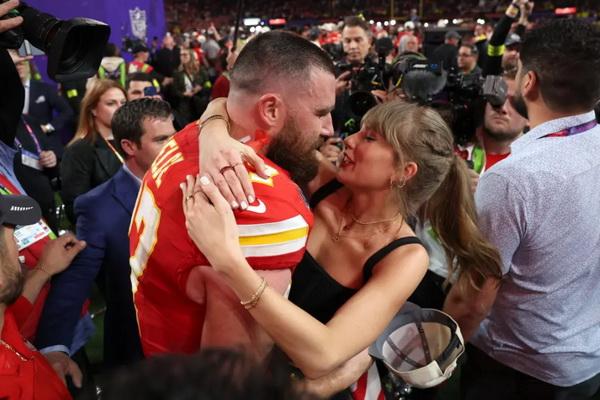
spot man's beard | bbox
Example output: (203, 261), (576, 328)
(265, 117), (320, 186)
(511, 91), (529, 120)
(0, 262), (24, 305)
(483, 121), (521, 142)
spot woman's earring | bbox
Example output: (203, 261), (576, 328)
(391, 177), (406, 189)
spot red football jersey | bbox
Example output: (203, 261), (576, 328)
(130, 122), (313, 356)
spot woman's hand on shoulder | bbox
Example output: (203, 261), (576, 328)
(199, 98), (268, 209)
(181, 174), (244, 274)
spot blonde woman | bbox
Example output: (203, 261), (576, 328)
(60, 79), (126, 222)
(182, 100), (503, 397)
(172, 48), (211, 122)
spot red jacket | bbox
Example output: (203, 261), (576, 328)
(0, 309), (72, 400)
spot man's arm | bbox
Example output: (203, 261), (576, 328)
(443, 277), (500, 340)
(35, 197), (105, 352)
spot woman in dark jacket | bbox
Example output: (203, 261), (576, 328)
(60, 79), (126, 223)
(172, 48), (211, 123)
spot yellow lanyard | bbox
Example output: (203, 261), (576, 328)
(102, 137), (124, 164)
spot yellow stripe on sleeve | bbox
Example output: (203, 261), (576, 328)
(239, 226), (308, 247)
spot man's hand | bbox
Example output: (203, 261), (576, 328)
(0, 0), (23, 33)
(318, 137), (343, 166)
(44, 351), (83, 389)
(519, 1), (534, 22)
(336, 71), (352, 96)
(37, 232), (86, 276)
(39, 150), (57, 168)
(199, 97), (268, 209)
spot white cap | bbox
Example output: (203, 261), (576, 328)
(369, 303), (464, 389)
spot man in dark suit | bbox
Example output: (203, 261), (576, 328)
(14, 55), (74, 157)
(35, 98), (176, 378)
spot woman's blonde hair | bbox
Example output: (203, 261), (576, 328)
(362, 100), (503, 290)
(180, 48), (200, 76)
(69, 79), (126, 146)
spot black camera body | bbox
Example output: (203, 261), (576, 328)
(0, 1), (110, 82)
(337, 58), (388, 118)
(399, 59), (508, 145)
(336, 37), (395, 118)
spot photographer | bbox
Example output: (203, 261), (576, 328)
(457, 44), (482, 84)
(331, 16), (373, 138)
(465, 71), (527, 175)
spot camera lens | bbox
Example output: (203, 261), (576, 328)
(349, 91), (378, 117)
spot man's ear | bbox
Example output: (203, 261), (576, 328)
(120, 139), (138, 158)
(522, 70), (539, 102)
(256, 93), (285, 130)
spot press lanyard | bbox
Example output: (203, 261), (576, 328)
(14, 118), (43, 154)
(102, 136), (125, 164)
(539, 120), (597, 139)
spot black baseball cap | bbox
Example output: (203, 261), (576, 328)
(0, 195), (41, 226)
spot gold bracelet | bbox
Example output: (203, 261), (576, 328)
(240, 277), (267, 310)
(199, 114), (230, 132)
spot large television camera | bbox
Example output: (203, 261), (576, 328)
(337, 37), (395, 118)
(395, 58), (508, 145)
(0, 1), (110, 82)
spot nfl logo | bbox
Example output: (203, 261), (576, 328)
(129, 7), (147, 40)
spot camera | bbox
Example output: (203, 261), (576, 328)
(337, 37), (395, 118)
(0, 1), (110, 82)
(396, 59), (508, 145)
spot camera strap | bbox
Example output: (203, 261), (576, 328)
(539, 119), (597, 139)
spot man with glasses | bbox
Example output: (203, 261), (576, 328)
(457, 44), (482, 83)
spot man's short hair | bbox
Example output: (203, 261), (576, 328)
(342, 16), (371, 34)
(230, 31), (335, 94)
(126, 72), (154, 90)
(520, 19), (600, 111)
(104, 43), (119, 57)
(460, 44), (479, 56)
(111, 98), (172, 156)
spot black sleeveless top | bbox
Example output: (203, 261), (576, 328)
(289, 179), (423, 324)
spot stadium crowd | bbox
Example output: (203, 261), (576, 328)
(1, 0), (600, 399)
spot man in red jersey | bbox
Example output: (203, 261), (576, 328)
(130, 31), (336, 357)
